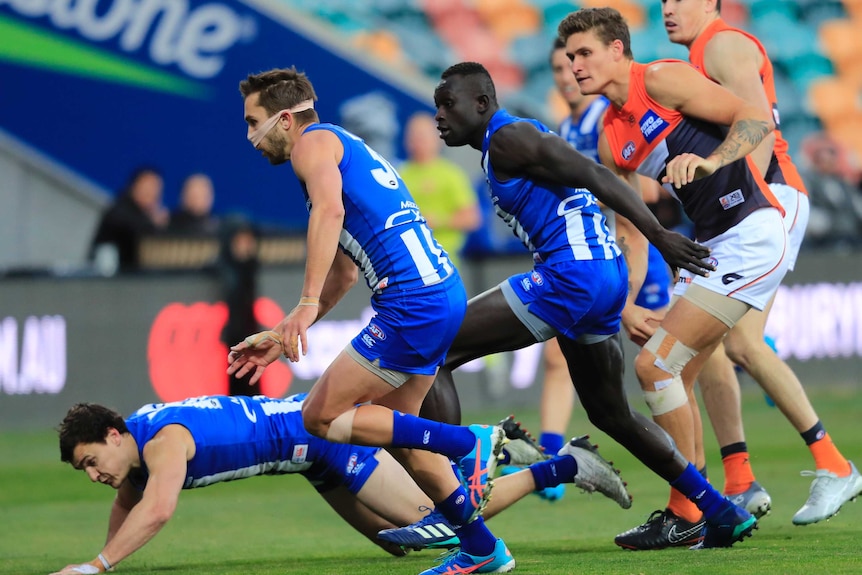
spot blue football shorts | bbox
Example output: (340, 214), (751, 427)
(350, 272), (467, 375)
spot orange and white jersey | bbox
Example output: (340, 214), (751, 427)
(603, 61), (780, 241)
(689, 18), (807, 195)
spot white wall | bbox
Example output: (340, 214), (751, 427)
(0, 130), (108, 272)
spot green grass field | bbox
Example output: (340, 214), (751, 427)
(2, 384), (861, 575)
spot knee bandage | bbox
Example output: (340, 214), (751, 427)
(325, 409), (357, 443)
(642, 327), (696, 416)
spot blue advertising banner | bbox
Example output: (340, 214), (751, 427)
(0, 0), (435, 230)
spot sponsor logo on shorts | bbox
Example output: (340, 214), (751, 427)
(531, 271), (544, 286)
(423, 430), (431, 444)
(521, 278), (532, 292)
(721, 273), (743, 285)
(456, 494), (465, 505)
(719, 189), (745, 210)
(291, 444), (308, 464)
(346, 453), (366, 475)
(368, 323), (386, 340)
(639, 110), (668, 143)
(622, 140), (636, 160)
(361, 334), (376, 347)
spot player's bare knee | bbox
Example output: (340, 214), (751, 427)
(723, 334), (761, 370)
(633, 349), (658, 390)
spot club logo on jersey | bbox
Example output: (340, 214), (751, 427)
(719, 189), (745, 210)
(291, 444), (308, 464)
(622, 140), (636, 161)
(639, 110), (668, 144)
(368, 323), (386, 340)
(531, 271), (544, 286)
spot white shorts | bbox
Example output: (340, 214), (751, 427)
(770, 182), (809, 272)
(674, 207), (788, 311)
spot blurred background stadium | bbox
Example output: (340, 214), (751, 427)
(0, 0), (860, 429)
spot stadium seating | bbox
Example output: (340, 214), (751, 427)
(280, 0), (860, 158)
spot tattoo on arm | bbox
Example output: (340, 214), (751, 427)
(712, 119), (771, 168)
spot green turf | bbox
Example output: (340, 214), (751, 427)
(3, 385), (861, 575)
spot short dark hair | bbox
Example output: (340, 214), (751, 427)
(558, 7), (633, 59)
(440, 62), (498, 103)
(58, 403), (128, 463)
(239, 67), (319, 124)
(550, 37), (566, 63)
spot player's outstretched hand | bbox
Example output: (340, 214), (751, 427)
(227, 330), (284, 385)
(49, 562), (101, 574)
(651, 229), (713, 277)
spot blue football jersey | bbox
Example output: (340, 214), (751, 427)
(557, 96), (610, 163)
(301, 123), (454, 293)
(480, 110), (620, 263)
(125, 394), (323, 489)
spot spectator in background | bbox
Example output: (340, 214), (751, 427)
(168, 173), (220, 236)
(399, 112), (481, 266)
(89, 166), (168, 273)
(218, 215), (261, 396)
(800, 132), (862, 248)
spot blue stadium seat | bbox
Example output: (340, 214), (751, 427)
(510, 32), (558, 81)
(778, 113), (823, 160)
(785, 53), (835, 94)
(388, 20), (456, 77)
(630, 26), (688, 62)
(797, 0), (846, 29)
(773, 69), (804, 120)
(745, 0), (801, 23)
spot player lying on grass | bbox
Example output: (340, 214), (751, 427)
(51, 393), (631, 574)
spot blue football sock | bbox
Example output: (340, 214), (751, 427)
(529, 454), (577, 491)
(390, 411), (475, 458)
(539, 432), (565, 456)
(671, 463), (729, 520)
(437, 485), (474, 526)
(453, 516), (496, 556)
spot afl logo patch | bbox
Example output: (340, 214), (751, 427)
(368, 323), (386, 340)
(622, 141), (636, 160)
(531, 271), (544, 286)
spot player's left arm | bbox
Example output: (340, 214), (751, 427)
(702, 31), (776, 176)
(644, 61), (774, 186)
(278, 129), (346, 362)
(598, 134), (664, 344)
(317, 250), (359, 319)
(53, 426), (192, 574)
(491, 123), (667, 244)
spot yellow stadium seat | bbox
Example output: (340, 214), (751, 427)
(818, 19), (862, 77)
(580, 0), (646, 30)
(808, 76), (861, 127)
